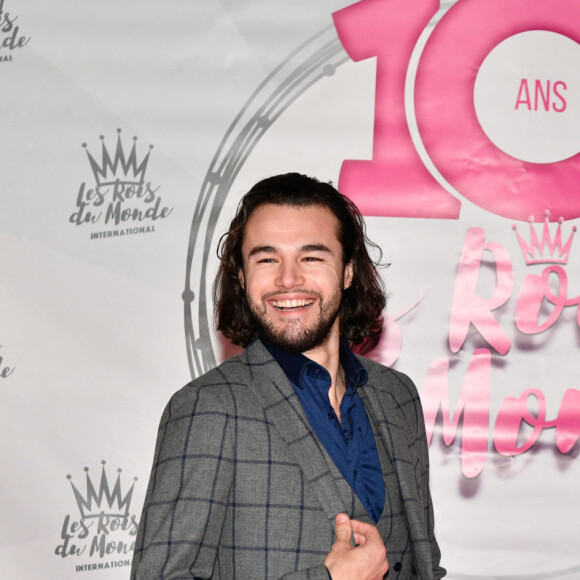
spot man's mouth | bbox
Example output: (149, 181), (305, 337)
(271, 298), (314, 311)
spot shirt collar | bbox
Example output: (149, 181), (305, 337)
(261, 336), (368, 392)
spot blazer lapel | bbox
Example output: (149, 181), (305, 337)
(241, 340), (348, 523)
(359, 379), (434, 578)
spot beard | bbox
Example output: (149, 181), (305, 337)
(247, 287), (343, 354)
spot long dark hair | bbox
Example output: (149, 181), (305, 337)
(213, 173), (386, 347)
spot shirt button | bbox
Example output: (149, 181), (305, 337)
(394, 562), (402, 572)
(327, 412), (333, 420)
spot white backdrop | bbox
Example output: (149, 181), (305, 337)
(1, 1), (579, 578)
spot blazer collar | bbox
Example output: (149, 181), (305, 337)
(260, 336), (368, 392)
(358, 367), (435, 578)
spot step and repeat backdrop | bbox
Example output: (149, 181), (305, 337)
(1, 1), (579, 578)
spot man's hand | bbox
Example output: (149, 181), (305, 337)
(323, 513), (389, 580)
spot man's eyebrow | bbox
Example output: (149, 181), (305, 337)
(247, 243), (333, 258)
(300, 243), (333, 254)
(247, 245), (278, 258)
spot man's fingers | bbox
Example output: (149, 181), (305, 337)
(334, 513), (353, 543)
(352, 531), (367, 546)
(335, 516), (382, 546)
(325, 516), (389, 580)
(350, 519), (383, 542)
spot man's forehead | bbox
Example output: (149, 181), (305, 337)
(244, 202), (339, 234)
(240, 204), (344, 266)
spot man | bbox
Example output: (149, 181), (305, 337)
(132, 173), (445, 579)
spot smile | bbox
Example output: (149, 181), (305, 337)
(271, 298), (314, 311)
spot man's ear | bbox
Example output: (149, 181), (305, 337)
(238, 268), (245, 289)
(344, 262), (353, 289)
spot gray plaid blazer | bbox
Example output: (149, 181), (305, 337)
(131, 340), (445, 579)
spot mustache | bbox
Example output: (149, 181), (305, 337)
(262, 289), (321, 300)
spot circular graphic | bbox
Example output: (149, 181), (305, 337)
(474, 31), (580, 163)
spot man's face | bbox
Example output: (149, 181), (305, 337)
(239, 203), (353, 354)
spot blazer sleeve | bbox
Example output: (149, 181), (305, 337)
(131, 383), (235, 580)
(131, 382), (333, 580)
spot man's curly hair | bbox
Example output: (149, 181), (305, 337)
(213, 173), (386, 348)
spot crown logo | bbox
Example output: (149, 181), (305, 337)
(67, 460), (137, 519)
(513, 211), (576, 265)
(82, 128), (153, 187)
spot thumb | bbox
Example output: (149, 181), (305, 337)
(334, 513), (352, 543)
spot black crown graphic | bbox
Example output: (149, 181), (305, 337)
(82, 128), (153, 187)
(67, 460), (137, 519)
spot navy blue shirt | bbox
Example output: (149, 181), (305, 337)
(262, 338), (386, 523)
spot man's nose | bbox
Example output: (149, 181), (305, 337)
(275, 260), (305, 288)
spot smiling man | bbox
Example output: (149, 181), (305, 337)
(241, 202), (351, 356)
(132, 173), (445, 580)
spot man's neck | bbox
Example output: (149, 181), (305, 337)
(302, 327), (345, 419)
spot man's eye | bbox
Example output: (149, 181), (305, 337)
(304, 256), (322, 262)
(257, 258), (276, 263)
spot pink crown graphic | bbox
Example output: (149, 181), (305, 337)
(83, 128), (153, 186)
(67, 460), (137, 519)
(513, 211), (576, 265)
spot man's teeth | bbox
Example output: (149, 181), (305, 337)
(272, 299), (314, 310)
